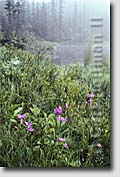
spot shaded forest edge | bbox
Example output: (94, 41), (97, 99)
(0, 0), (83, 47)
(0, 0), (110, 66)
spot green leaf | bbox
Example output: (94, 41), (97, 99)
(30, 106), (40, 116)
(48, 119), (56, 127)
(33, 146), (40, 151)
(0, 140), (2, 148)
(10, 119), (17, 123)
(49, 128), (55, 133)
(43, 112), (47, 118)
(48, 113), (55, 119)
(37, 141), (41, 145)
(14, 107), (23, 116)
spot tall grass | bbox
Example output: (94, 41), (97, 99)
(0, 46), (110, 167)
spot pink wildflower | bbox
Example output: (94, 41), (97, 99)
(58, 138), (65, 142)
(63, 143), (69, 149)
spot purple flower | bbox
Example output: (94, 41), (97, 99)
(26, 127), (34, 132)
(60, 117), (68, 123)
(64, 103), (68, 110)
(87, 92), (94, 105)
(56, 116), (68, 123)
(58, 138), (65, 142)
(17, 114), (26, 120)
(17, 114), (26, 124)
(25, 122), (34, 132)
(25, 122), (32, 128)
(54, 106), (62, 115)
(63, 143), (69, 149)
(87, 93), (94, 98)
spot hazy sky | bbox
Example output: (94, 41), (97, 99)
(34, 0), (50, 2)
(33, 0), (110, 28)
(33, 0), (110, 15)
(33, 0), (109, 5)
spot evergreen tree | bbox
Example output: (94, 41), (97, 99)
(4, 0), (15, 40)
(14, 0), (25, 41)
(58, 0), (64, 41)
(41, 1), (48, 39)
(51, 0), (57, 41)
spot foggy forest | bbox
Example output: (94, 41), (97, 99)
(0, 0), (110, 64)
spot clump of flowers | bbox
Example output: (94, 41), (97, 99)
(87, 92), (94, 105)
(54, 105), (69, 148)
(17, 114), (26, 124)
(25, 122), (34, 132)
(54, 106), (62, 115)
(17, 114), (34, 132)
(54, 104), (68, 123)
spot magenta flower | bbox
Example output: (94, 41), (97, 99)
(25, 122), (32, 128)
(54, 106), (62, 115)
(17, 114), (26, 120)
(60, 117), (68, 123)
(58, 138), (65, 142)
(26, 127), (34, 132)
(25, 122), (34, 132)
(56, 116), (68, 123)
(63, 143), (69, 149)
(87, 93), (94, 98)
(17, 114), (26, 124)
(87, 92), (94, 105)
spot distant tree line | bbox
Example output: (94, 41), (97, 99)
(0, 0), (83, 44)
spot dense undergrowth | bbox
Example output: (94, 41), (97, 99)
(0, 46), (110, 167)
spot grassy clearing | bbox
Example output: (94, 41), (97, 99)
(0, 46), (110, 167)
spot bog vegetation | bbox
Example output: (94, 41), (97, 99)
(0, 45), (110, 167)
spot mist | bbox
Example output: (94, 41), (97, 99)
(0, 0), (110, 65)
